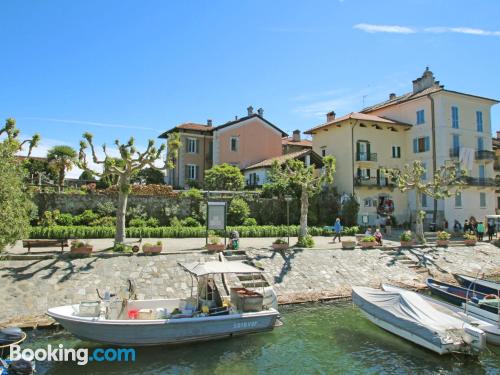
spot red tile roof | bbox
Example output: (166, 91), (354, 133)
(158, 123), (212, 138)
(244, 149), (321, 170)
(281, 137), (312, 148)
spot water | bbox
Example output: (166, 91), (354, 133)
(22, 302), (500, 374)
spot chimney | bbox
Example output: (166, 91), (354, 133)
(247, 106), (254, 116)
(412, 67), (437, 93)
(326, 111), (336, 122)
(497, 131), (500, 140)
(292, 130), (301, 142)
(207, 119), (212, 127)
(257, 108), (264, 116)
(389, 93), (396, 100)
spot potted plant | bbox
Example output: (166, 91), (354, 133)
(359, 235), (377, 249)
(272, 238), (289, 251)
(463, 232), (477, 246)
(143, 241), (163, 254)
(400, 230), (414, 247)
(207, 234), (225, 253)
(436, 231), (451, 247)
(341, 239), (356, 250)
(70, 240), (93, 256)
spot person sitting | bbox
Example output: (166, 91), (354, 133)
(453, 220), (462, 232)
(463, 220), (471, 233)
(374, 228), (383, 245)
(365, 227), (373, 235)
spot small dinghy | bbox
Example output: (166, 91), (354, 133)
(48, 261), (280, 346)
(352, 286), (486, 355)
(426, 278), (499, 315)
(382, 284), (500, 346)
(454, 274), (500, 296)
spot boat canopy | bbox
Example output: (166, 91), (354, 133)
(178, 261), (263, 277)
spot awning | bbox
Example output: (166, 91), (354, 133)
(178, 261), (262, 277)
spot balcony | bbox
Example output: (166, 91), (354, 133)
(462, 177), (496, 187)
(354, 177), (394, 188)
(475, 150), (495, 161)
(449, 147), (460, 158)
(356, 153), (378, 162)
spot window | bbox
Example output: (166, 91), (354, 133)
(357, 168), (370, 179)
(477, 137), (484, 151)
(413, 136), (430, 153)
(479, 164), (485, 180)
(480, 192), (486, 208)
(186, 164), (198, 180)
(364, 199), (372, 207)
(452, 134), (460, 150)
(416, 110), (425, 125)
(455, 192), (462, 208)
(230, 137), (239, 152)
(321, 149), (326, 157)
(356, 141), (370, 161)
(451, 106), (459, 128)
(187, 138), (198, 154)
(248, 173), (259, 186)
(392, 146), (401, 158)
(421, 193), (427, 207)
(476, 111), (483, 132)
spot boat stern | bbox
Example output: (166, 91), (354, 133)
(463, 326), (487, 353)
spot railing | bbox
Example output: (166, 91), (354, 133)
(475, 150), (495, 161)
(353, 177), (394, 187)
(449, 147), (460, 158)
(356, 153), (378, 162)
(462, 177), (496, 186)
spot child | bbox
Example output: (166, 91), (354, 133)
(374, 228), (383, 245)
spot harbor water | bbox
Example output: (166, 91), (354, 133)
(24, 302), (500, 374)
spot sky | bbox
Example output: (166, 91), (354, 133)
(1, 0), (500, 177)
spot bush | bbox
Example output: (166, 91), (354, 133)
(39, 210), (61, 226)
(146, 217), (160, 227)
(180, 217), (202, 227)
(273, 238), (287, 245)
(56, 213), (74, 226)
(297, 234), (314, 248)
(204, 164), (244, 191)
(90, 216), (116, 227)
(340, 195), (360, 226)
(96, 202), (116, 217)
(437, 231), (451, 240)
(181, 188), (204, 200)
(129, 218), (148, 227)
(228, 198), (250, 225)
(361, 235), (376, 242)
(113, 243), (133, 253)
(400, 230), (413, 242)
(242, 217), (257, 226)
(75, 210), (99, 226)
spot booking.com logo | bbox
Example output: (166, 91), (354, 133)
(10, 344), (136, 366)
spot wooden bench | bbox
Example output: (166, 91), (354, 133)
(22, 239), (69, 253)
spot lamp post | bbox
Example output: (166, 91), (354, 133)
(284, 195), (293, 245)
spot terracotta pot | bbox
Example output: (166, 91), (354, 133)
(436, 240), (449, 247)
(143, 245), (162, 254)
(70, 246), (93, 256)
(464, 239), (477, 246)
(400, 241), (414, 247)
(341, 241), (356, 250)
(272, 243), (289, 251)
(207, 243), (225, 253)
(359, 241), (378, 249)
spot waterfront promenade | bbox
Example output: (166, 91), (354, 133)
(0, 237), (498, 327)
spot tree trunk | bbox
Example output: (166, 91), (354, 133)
(415, 191), (425, 244)
(299, 185), (309, 238)
(115, 178), (129, 244)
(58, 166), (65, 192)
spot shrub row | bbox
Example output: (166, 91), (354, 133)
(30, 225), (361, 239)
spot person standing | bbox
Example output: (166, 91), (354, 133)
(333, 217), (343, 243)
(463, 220), (471, 233)
(487, 220), (496, 241)
(385, 216), (392, 237)
(476, 221), (485, 242)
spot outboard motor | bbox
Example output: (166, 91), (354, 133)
(463, 326), (487, 353)
(7, 359), (34, 375)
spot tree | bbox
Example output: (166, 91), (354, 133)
(384, 160), (465, 243)
(134, 167), (165, 185)
(267, 156), (336, 241)
(340, 195), (360, 226)
(228, 197), (250, 225)
(22, 157), (57, 184)
(79, 170), (95, 181)
(47, 145), (77, 191)
(0, 118), (40, 251)
(204, 163), (244, 191)
(77, 133), (173, 244)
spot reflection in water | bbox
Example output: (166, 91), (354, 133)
(24, 302), (500, 375)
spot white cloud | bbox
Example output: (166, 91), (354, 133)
(354, 23), (416, 34)
(424, 26), (500, 36)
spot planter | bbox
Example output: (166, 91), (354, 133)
(272, 243), (289, 251)
(359, 241), (378, 249)
(436, 240), (449, 247)
(70, 246), (93, 256)
(341, 240), (356, 250)
(207, 243), (225, 253)
(464, 239), (477, 246)
(400, 241), (414, 247)
(143, 245), (162, 254)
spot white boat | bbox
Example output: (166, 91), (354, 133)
(47, 262), (280, 346)
(382, 284), (500, 346)
(352, 286), (486, 355)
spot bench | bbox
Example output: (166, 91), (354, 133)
(22, 239), (69, 253)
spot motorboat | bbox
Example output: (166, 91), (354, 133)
(0, 327), (26, 358)
(454, 274), (500, 296)
(47, 261), (280, 346)
(352, 286), (486, 355)
(426, 278), (498, 315)
(382, 284), (500, 346)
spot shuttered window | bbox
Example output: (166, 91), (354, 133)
(451, 106), (459, 129)
(413, 136), (430, 153)
(186, 138), (199, 153)
(476, 111), (483, 132)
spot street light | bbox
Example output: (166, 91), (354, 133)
(284, 195), (293, 245)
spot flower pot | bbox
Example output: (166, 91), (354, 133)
(436, 240), (449, 247)
(341, 241), (356, 250)
(70, 246), (93, 256)
(464, 239), (477, 246)
(143, 245), (162, 254)
(359, 241), (378, 249)
(400, 241), (414, 247)
(272, 243), (289, 251)
(207, 243), (225, 253)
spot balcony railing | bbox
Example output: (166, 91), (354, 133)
(354, 177), (394, 187)
(449, 147), (460, 158)
(475, 150), (495, 161)
(356, 153), (378, 162)
(462, 177), (496, 186)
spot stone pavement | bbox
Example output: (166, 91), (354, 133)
(0, 239), (498, 327)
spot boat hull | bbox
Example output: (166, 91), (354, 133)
(454, 274), (500, 296)
(48, 307), (279, 346)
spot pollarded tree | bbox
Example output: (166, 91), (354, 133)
(47, 145), (77, 191)
(384, 160), (465, 243)
(204, 163), (244, 191)
(267, 156), (336, 242)
(77, 133), (175, 244)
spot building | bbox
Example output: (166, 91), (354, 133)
(282, 130), (312, 154)
(159, 107), (287, 188)
(494, 131), (500, 214)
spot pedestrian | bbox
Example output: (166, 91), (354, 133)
(385, 216), (392, 237)
(463, 219), (471, 233)
(443, 218), (448, 230)
(333, 217), (343, 243)
(365, 227), (373, 235)
(453, 220), (462, 232)
(476, 221), (485, 241)
(374, 228), (383, 245)
(487, 220), (496, 241)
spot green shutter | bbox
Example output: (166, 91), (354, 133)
(185, 139), (189, 153)
(356, 141), (360, 161)
(424, 137), (430, 151)
(195, 139), (200, 154)
(357, 168), (361, 178)
(413, 138), (418, 153)
(366, 143), (371, 160)
(367, 169), (371, 178)
(185, 165), (189, 180)
(195, 165), (200, 180)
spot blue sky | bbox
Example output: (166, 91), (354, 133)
(1, 0), (499, 176)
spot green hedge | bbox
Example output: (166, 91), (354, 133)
(29, 225), (361, 239)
